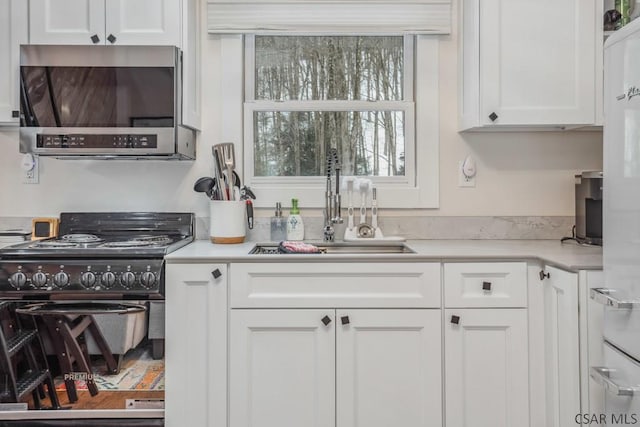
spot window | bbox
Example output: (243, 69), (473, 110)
(248, 35), (411, 180)
(234, 35), (439, 208)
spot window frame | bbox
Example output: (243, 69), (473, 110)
(220, 34), (439, 209)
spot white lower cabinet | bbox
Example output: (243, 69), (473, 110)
(336, 309), (442, 427)
(165, 263), (228, 427)
(229, 309), (336, 427)
(540, 265), (580, 427)
(229, 308), (442, 427)
(444, 308), (529, 427)
(165, 259), (598, 427)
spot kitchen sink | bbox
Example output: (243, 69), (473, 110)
(248, 242), (415, 255)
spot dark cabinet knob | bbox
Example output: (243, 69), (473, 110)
(341, 316), (350, 325)
(321, 315), (332, 326)
(107, 34), (116, 44)
(539, 270), (550, 281)
(211, 269), (222, 279)
(482, 281), (492, 291)
(489, 112), (498, 122)
(90, 34), (100, 44)
(11, 110), (19, 118)
(450, 315), (460, 325)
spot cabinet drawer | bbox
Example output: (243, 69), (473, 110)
(230, 263), (441, 308)
(444, 262), (527, 308)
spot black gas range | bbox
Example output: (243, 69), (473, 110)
(0, 212), (194, 299)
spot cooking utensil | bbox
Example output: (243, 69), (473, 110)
(371, 187), (378, 229)
(194, 177), (216, 199)
(220, 143), (236, 200)
(345, 178), (354, 231)
(212, 147), (228, 200)
(246, 199), (254, 229)
(359, 179), (370, 225)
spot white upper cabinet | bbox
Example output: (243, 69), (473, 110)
(0, 0), (27, 125)
(459, 0), (597, 130)
(29, 0), (181, 46)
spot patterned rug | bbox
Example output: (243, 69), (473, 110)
(55, 346), (165, 391)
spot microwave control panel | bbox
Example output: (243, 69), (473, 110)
(36, 134), (158, 149)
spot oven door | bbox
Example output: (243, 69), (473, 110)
(0, 298), (164, 421)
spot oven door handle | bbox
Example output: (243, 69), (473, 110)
(591, 366), (640, 396)
(590, 288), (640, 309)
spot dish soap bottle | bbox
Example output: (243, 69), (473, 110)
(270, 202), (287, 242)
(286, 198), (305, 241)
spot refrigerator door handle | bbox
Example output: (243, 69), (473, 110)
(590, 288), (640, 309)
(591, 366), (640, 396)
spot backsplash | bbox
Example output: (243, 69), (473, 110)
(2, 215), (573, 242)
(237, 216), (573, 241)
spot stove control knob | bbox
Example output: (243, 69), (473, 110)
(120, 271), (136, 289)
(9, 272), (27, 289)
(80, 271), (97, 288)
(140, 271), (157, 289)
(53, 272), (70, 288)
(101, 271), (116, 288)
(32, 271), (48, 287)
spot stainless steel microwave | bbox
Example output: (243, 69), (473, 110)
(19, 45), (196, 160)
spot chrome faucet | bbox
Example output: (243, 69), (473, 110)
(324, 148), (343, 241)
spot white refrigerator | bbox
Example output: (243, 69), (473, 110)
(593, 16), (640, 422)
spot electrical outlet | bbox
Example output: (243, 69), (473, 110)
(21, 153), (39, 184)
(458, 160), (476, 187)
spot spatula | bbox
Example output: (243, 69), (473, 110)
(220, 143), (236, 200)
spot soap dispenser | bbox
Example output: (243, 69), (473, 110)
(270, 202), (287, 242)
(286, 198), (305, 241)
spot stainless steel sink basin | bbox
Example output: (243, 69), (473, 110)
(249, 242), (414, 255)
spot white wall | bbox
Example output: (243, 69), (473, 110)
(0, 2), (602, 219)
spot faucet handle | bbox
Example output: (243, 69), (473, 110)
(333, 194), (343, 224)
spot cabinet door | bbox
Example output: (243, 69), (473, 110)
(336, 309), (442, 427)
(0, 0), (27, 124)
(479, 0), (595, 126)
(543, 265), (580, 427)
(165, 263), (227, 427)
(105, 0), (181, 46)
(445, 308), (529, 427)
(30, 0), (105, 45)
(230, 309), (335, 427)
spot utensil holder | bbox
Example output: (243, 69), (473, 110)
(210, 200), (246, 244)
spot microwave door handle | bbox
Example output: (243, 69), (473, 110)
(590, 288), (640, 309)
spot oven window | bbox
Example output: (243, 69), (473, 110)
(20, 67), (175, 127)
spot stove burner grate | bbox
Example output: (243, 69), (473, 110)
(31, 241), (80, 249)
(61, 234), (104, 244)
(100, 235), (172, 248)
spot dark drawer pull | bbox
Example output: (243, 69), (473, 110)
(482, 281), (492, 291)
(107, 34), (117, 44)
(539, 270), (550, 281)
(489, 112), (498, 122)
(321, 315), (332, 326)
(341, 316), (350, 325)
(450, 315), (460, 325)
(211, 269), (222, 279)
(90, 34), (100, 44)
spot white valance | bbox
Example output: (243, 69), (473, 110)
(207, 0), (451, 34)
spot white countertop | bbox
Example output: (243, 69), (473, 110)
(166, 239), (602, 271)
